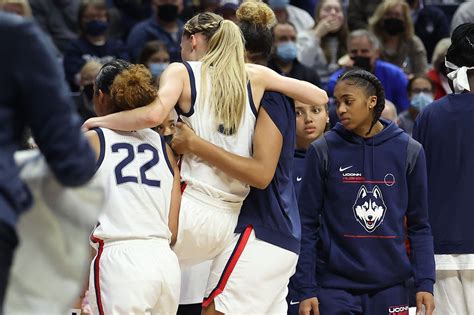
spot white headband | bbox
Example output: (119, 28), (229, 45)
(445, 58), (474, 93)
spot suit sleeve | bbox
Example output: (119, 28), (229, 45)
(12, 20), (96, 187)
(406, 146), (436, 294)
(293, 144), (325, 300)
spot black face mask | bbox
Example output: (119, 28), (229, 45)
(383, 18), (405, 36)
(352, 56), (372, 72)
(157, 4), (179, 23)
(163, 134), (173, 146)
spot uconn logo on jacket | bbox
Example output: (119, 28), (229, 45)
(353, 185), (387, 233)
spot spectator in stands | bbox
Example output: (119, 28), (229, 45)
(398, 75), (434, 135)
(328, 29), (410, 112)
(347, 0), (381, 31)
(450, 0), (474, 33)
(269, 21), (321, 88)
(0, 0), (31, 17)
(267, 0), (314, 33)
(381, 99), (398, 123)
(0, 13), (96, 312)
(29, 0), (80, 54)
(413, 23), (474, 315)
(427, 38), (452, 100)
(138, 40), (170, 85)
(75, 60), (103, 121)
(298, 0), (347, 88)
(112, 0), (152, 39)
(127, 0), (183, 62)
(63, 0), (129, 91)
(217, 0), (238, 22)
(369, 0), (428, 76)
(408, 0), (449, 62)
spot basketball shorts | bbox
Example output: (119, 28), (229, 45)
(203, 226), (298, 314)
(88, 239), (180, 315)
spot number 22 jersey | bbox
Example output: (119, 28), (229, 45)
(91, 128), (175, 243)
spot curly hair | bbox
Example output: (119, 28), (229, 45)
(337, 69), (385, 135)
(110, 64), (157, 112)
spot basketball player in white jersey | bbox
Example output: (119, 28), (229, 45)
(82, 13), (328, 266)
(84, 60), (181, 315)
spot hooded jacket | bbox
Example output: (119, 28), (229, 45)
(293, 120), (435, 300)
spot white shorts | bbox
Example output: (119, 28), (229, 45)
(203, 226), (298, 314)
(88, 239), (180, 315)
(172, 188), (241, 265)
(179, 260), (212, 304)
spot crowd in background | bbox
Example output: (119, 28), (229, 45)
(0, 0), (473, 134)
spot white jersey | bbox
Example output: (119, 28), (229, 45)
(178, 61), (257, 203)
(92, 128), (174, 242)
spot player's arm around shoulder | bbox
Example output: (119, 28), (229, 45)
(165, 143), (181, 246)
(246, 63), (328, 106)
(299, 297), (319, 315)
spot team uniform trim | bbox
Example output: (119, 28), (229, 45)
(177, 61), (196, 117)
(202, 225), (253, 308)
(94, 128), (106, 171)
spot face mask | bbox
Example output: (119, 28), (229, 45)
(84, 20), (108, 36)
(276, 41), (297, 62)
(157, 4), (179, 23)
(410, 92), (433, 111)
(352, 56), (372, 72)
(268, 0), (289, 9)
(383, 18), (405, 36)
(149, 62), (169, 78)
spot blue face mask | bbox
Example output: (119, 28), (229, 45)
(84, 20), (108, 36)
(269, 0), (289, 9)
(410, 92), (433, 111)
(149, 62), (169, 78)
(276, 41), (297, 62)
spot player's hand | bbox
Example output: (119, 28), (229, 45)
(416, 291), (435, 315)
(82, 117), (101, 132)
(171, 122), (197, 154)
(299, 297), (319, 315)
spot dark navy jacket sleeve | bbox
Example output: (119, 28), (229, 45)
(293, 144), (325, 300)
(11, 19), (96, 186)
(405, 146), (435, 294)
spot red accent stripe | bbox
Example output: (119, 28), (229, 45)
(202, 225), (253, 308)
(343, 234), (397, 239)
(343, 180), (396, 184)
(180, 182), (187, 194)
(91, 236), (105, 315)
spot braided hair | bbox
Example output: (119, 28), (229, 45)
(337, 69), (385, 135)
(184, 12), (223, 39)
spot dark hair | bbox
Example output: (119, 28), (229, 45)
(95, 59), (157, 112)
(138, 40), (169, 65)
(446, 23), (474, 67)
(337, 69), (385, 135)
(407, 75), (435, 95)
(78, 0), (108, 34)
(236, 1), (275, 63)
(95, 59), (131, 95)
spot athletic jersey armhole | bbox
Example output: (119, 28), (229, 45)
(247, 82), (258, 117)
(176, 61), (196, 117)
(160, 135), (174, 176)
(94, 127), (105, 171)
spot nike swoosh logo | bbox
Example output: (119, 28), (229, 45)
(339, 165), (353, 172)
(289, 300), (300, 305)
(296, 177), (302, 182)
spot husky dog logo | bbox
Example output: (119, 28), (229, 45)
(353, 185), (387, 233)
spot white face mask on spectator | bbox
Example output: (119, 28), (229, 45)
(445, 59), (474, 93)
